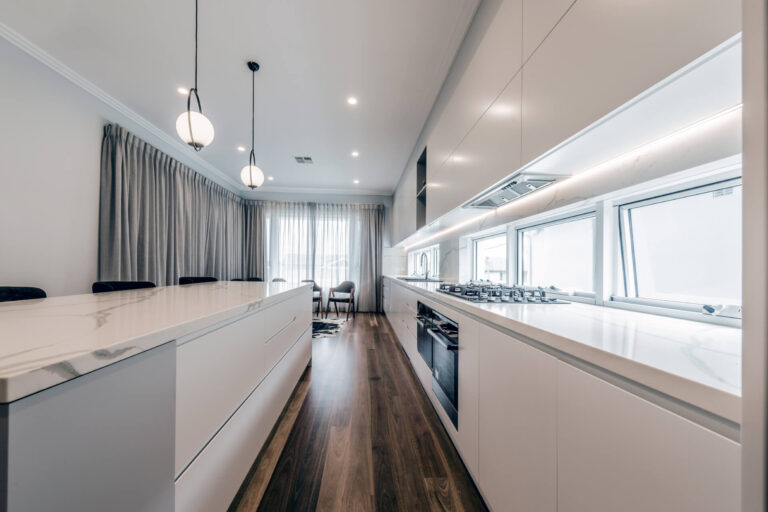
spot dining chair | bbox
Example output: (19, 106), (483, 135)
(92, 281), (156, 294)
(0, 286), (47, 303)
(246, 277), (264, 282)
(325, 281), (356, 320)
(301, 279), (323, 316)
(179, 276), (217, 285)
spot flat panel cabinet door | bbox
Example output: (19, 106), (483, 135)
(557, 363), (740, 512)
(432, 75), (522, 218)
(477, 324), (557, 512)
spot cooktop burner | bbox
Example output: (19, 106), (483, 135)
(437, 282), (569, 304)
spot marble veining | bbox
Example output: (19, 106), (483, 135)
(387, 277), (741, 422)
(0, 281), (310, 403)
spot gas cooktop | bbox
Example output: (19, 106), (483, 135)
(437, 282), (569, 304)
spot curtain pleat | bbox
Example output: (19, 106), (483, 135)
(99, 124), (384, 310)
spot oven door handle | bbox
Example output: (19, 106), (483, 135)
(428, 328), (459, 351)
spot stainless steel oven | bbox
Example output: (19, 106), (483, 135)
(415, 302), (459, 428)
(429, 312), (459, 428)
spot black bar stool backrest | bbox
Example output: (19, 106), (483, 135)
(179, 276), (217, 285)
(246, 277), (264, 282)
(272, 278), (287, 283)
(92, 281), (155, 294)
(0, 286), (47, 303)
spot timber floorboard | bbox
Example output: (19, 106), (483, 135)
(229, 313), (488, 512)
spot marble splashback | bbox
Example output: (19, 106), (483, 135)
(0, 281), (310, 403)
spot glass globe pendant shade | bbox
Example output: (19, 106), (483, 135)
(175, 110), (215, 150)
(241, 164), (265, 189)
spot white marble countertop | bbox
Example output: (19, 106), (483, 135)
(0, 281), (310, 403)
(386, 277), (741, 422)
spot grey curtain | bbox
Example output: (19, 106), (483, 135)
(99, 124), (384, 310)
(243, 202), (266, 280)
(99, 124), (247, 285)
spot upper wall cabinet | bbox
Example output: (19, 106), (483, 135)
(522, 0), (574, 61)
(427, 75), (522, 223)
(521, 0), (740, 166)
(392, 163), (417, 244)
(427, 0), (523, 175)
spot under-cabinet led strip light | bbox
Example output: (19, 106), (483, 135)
(403, 104), (743, 251)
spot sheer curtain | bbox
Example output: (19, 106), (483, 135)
(250, 201), (383, 311)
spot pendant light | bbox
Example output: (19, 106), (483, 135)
(241, 61), (265, 189)
(175, 0), (214, 150)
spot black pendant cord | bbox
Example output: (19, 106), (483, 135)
(247, 61), (260, 188)
(186, 0), (203, 151)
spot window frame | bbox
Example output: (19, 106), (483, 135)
(471, 231), (508, 283)
(615, 176), (742, 314)
(408, 244), (440, 278)
(515, 211), (598, 303)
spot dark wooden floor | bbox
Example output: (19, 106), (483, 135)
(229, 313), (488, 512)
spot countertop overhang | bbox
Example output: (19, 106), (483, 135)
(0, 281), (311, 403)
(386, 277), (741, 423)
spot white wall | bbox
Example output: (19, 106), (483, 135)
(0, 38), (103, 296)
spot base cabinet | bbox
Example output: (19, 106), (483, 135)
(384, 280), (741, 512)
(557, 363), (740, 512)
(477, 324), (557, 512)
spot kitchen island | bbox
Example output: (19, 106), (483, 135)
(384, 275), (741, 512)
(0, 281), (312, 512)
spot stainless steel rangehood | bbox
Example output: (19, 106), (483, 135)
(465, 171), (565, 209)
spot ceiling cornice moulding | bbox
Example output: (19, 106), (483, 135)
(0, 21), (245, 194)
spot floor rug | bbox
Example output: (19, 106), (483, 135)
(312, 318), (346, 338)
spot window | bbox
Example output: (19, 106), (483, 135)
(473, 234), (507, 282)
(408, 245), (440, 277)
(618, 178), (742, 309)
(517, 214), (595, 294)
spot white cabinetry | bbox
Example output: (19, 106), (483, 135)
(521, 0), (740, 165)
(522, 0), (574, 61)
(429, 74), (522, 221)
(477, 323), (557, 512)
(427, 0), (523, 176)
(557, 362), (740, 512)
(391, 164), (417, 244)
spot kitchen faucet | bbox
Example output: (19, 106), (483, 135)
(420, 252), (429, 280)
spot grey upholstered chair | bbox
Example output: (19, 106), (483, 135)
(272, 278), (287, 283)
(301, 279), (323, 316)
(325, 281), (356, 320)
(92, 281), (155, 293)
(0, 286), (47, 302)
(179, 276), (217, 285)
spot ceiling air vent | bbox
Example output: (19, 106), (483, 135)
(466, 172), (564, 209)
(294, 156), (313, 164)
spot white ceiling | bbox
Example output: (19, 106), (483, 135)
(0, 0), (479, 195)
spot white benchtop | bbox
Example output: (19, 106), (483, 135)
(386, 277), (741, 422)
(0, 281), (310, 403)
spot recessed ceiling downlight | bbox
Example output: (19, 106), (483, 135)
(177, 87), (189, 95)
(351, 151), (359, 157)
(353, 179), (360, 184)
(347, 96), (358, 105)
